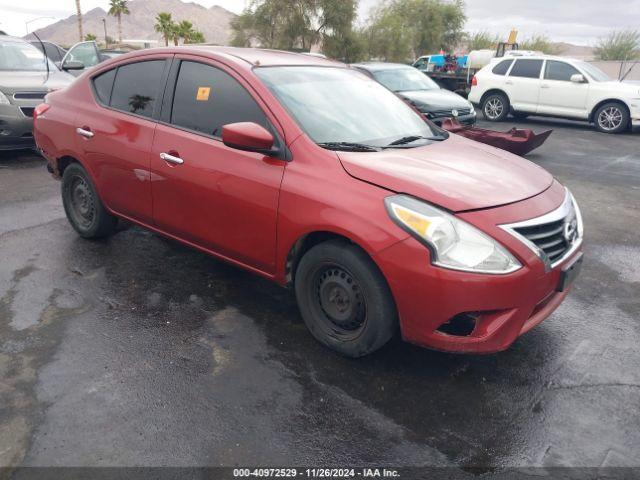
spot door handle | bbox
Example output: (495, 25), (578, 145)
(160, 152), (184, 165)
(76, 127), (94, 138)
(505, 80), (513, 85)
(541, 84), (550, 89)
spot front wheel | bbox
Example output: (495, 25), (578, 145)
(61, 163), (117, 238)
(294, 240), (397, 357)
(594, 102), (629, 134)
(481, 92), (510, 122)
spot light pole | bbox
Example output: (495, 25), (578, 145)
(25, 16), (56, 36)
(102, 18), (109, 47)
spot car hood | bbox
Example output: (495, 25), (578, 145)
(0, 70), (75, 94)
(593, 80), (640, 93)
(338, 134), (554, 212)
(398, 89), (471, 110)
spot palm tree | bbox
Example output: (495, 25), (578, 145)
(154, 12), (175, 47)
(108, 0), (130, 44)
(175, 20), (196, 45)
(75, 0), (83, 42)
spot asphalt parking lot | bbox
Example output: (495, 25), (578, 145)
(0, 117), (639, 475)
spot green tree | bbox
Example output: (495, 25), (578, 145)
(154, 12), (175, 47)
(230, 0), (361, 60)
(84, 33), (97, 41)
(595, 30), (640, 60)
(108, 0), (130, 44)
(186, 30), (206, 44)
(519, 35), (557, 54)
(363, 0), (466, 62)
(173, 20), (199, 45)
(466, 31), (500, 51)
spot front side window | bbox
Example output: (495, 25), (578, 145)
(110, 60), (166, 118)
(65, 42), (100, 68)
(544, 61), (581, 81)
(509, 59), (543, 79)
(492, 59), (513, 76)
(372, 67), (440, 92)
(255, 66), (440, 148)
(170, 61), (268, 137)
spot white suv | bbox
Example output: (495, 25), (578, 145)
(469, 55), (640, 134)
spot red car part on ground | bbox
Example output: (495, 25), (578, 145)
(441, 118), (553, 156)
(33, 47), (583, 357)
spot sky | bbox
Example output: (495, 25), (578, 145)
(1, 0), (639, 46)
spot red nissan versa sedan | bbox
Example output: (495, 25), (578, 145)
(33, 47), (584, 357)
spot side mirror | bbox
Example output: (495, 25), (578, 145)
(222, 122), (276, 155)
(62, 60), (85, 71)
(570, 74), (586, 83)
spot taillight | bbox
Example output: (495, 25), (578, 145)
(34, 103), (50, 119)
(471, 75), (477, 87)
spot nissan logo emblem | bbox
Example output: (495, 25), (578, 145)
(563, 219), (578, 244)
(452, 109), (459, 117)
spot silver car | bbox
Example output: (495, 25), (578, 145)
(0, 36), (75, 150)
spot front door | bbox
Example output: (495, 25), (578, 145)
(537, 60), (590, 119)
(150, 57), (286, 274)
(504, 58), (544, 112)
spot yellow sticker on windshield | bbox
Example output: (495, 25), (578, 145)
(196, 87), (211, 101)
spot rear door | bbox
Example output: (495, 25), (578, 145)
(149, 56), (286, 273)
(504, 58), (544, 112)
(538, 60), (590, 118)
(74, 57), (171, 224)
(61, 41), (102, 76)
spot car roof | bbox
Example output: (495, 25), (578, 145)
(350, 62), (414, 72)
(0, 35), (29, 44)
(121, 46), (344, 68)
(495, 54), (582, 63)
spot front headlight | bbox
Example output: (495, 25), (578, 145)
(385, 195), (521, 274)
(0, 91), (10, 105)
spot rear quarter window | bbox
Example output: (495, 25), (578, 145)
(92, 68), (116, 105)
(492, 59), (513, 76)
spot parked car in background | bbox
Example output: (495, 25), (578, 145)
(34, 47), (583, 357)
(60, 41), (110, 76)
(469, 55), (640, 133)
(30, 40), (67, 65)
(0, 35), (74, 150)
(352, 62), (476, 126)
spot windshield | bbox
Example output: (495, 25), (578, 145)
(372, 67), (440, 92)
(255, 66), (440, 148)
(0, 39), (53, 72)
(576, 61), (611, 82)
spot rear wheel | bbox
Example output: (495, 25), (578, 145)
(61, 163), (117, 238)
(594, 102), (629, 134)
(294, 240), (397, 357)
(481, 92), (510, 122)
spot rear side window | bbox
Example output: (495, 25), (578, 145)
(492, 59), (513, 75)
(544, 60), (581, 81)
(509, 59), (543, 79)
(110, 60), (166, 118)
(92, 68), (116, 105)
(170, 61), (268, 137)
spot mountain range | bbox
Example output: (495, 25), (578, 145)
(27, 0), (237, 47)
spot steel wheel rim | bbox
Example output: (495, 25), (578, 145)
(311, 264), (367, 339)
(68, 175), (95, 229)
(598, 107), (623, 131)
(485, 98), (504, 120)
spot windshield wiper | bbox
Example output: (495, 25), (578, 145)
(385, 134), (446, 147)
(317, 142), (380, 152)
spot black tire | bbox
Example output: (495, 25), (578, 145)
(512, 112), (529, 120)
(594, 102), (630, 134)
(481, 92), (510, 122)
(294, 240), (397, 358)
(61, 162), (117, 238)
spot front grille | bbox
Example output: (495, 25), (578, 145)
(430, 107), (473, 118)
(20, 107), (35, 117)
(513, 219), (569, 263)
(502, 189), (582, 269)
(14, 92), (46, 100)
